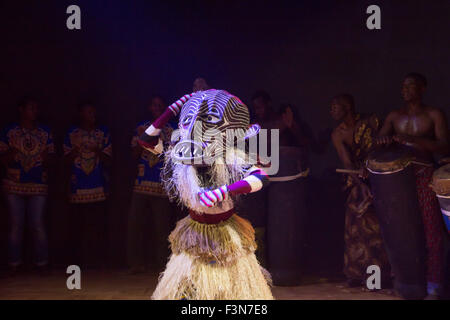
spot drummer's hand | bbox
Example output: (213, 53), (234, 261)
(393, 134), (414, 146)
(359, 168), (369, 179)
(375, 136), (393, 145)
(198, 186), (228, 207)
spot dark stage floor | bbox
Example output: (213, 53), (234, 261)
(0, 269), (399, 300)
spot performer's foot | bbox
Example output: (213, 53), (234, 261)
(424, 294), (440, 300)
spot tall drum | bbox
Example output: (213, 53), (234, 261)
(267, 146), (308, 286)
(367, 146), (426, 299)
(431, 164), (450, 233)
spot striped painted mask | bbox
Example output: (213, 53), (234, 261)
(171, 89), (260, 165)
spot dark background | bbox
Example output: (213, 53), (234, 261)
(0, 0), (449, 274)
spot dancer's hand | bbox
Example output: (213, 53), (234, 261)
(198, 186), (228, 207)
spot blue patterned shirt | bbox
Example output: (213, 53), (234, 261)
(64, 125), (112, 203)
(131, 120), (175, 196)
(0, 123), (55, 195)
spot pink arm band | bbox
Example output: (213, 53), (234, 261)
(227, 168), (269, 196)
(227, 180), (252, 195)
(153, 108), (175, 129)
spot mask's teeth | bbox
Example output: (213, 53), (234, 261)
(172, 140), (205, 163)
(193, 147), (199, 157)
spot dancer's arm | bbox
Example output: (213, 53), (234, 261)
(198, 166), (270, 207)
(138, 93), (192, 153)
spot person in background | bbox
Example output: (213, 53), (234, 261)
(330, 94), (391, 288)
(235, 90), (277, 267)
(277, 104), (311, 167)
(64, 102), (112, 269)
(127, 95), (176, 274)
(265, 104), (312, 284)
(251, 90), (277, 130)
(193, 77), (210, 92)
(0, 97), (55, 275)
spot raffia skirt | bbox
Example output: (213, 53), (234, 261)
(151, 210), (274, 300)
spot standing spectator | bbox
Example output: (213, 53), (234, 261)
(0, 97), (55, 274)
(127, 95), (175, 274)
(64, 102), (112, 269)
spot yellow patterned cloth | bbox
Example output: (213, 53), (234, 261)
(343, 114), (391, 282)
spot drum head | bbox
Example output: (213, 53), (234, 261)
(431, 164), (450, 196)
(367, 145), (413, 174)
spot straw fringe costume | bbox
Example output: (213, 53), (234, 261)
(139, 90), (273, 300)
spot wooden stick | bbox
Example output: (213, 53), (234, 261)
(410, 160), (433, 167)
(336, 168), (362, 174)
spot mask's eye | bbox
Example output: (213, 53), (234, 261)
(202, 114), (220, 123)
(201, 107), (221, 124)
(182, 116), (192, 126)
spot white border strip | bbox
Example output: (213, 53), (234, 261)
(366, 167), (404, 175)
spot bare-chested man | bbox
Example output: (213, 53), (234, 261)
(377, 73), (449, 298)
(331, 94), (390, 287)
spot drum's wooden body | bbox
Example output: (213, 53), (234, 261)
(267, 146), (307, 286)
(367, 146), (426, 299)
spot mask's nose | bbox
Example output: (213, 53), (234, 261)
(173, 115), (213, 164)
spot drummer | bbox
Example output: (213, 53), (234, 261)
(377, 72), (449, 298)
(330, 94), (391, 288)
